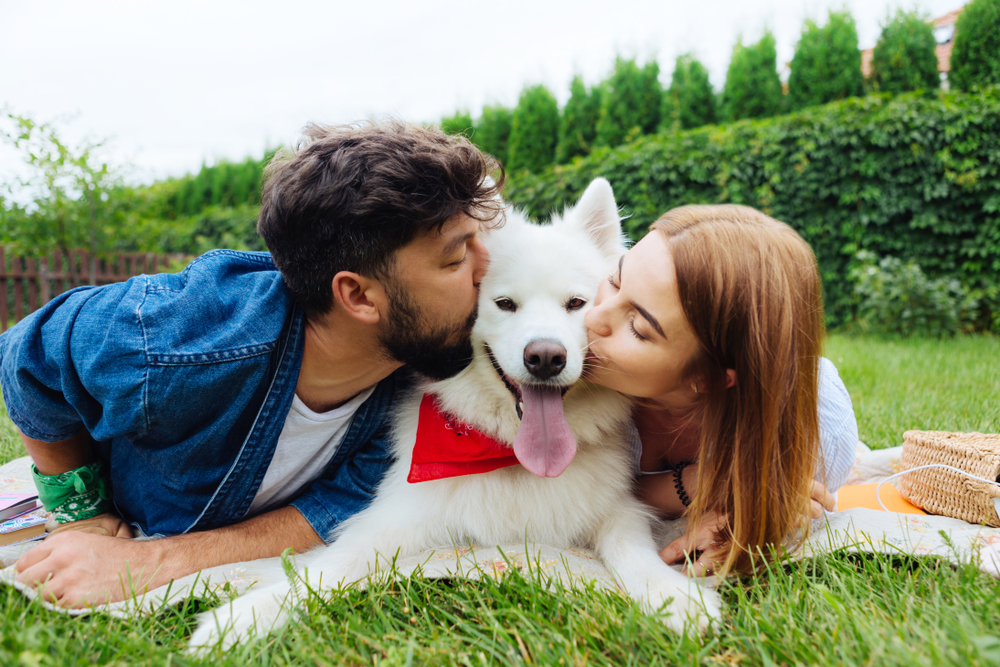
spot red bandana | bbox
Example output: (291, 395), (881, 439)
(407, 394), (520, 483)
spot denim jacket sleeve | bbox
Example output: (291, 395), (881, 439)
(0, 281), (149, 444)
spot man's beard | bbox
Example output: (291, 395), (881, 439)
(378, 281), (478, 381)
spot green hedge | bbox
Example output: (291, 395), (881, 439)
(504, 88), (1000, 330)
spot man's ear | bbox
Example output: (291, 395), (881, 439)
(331, 271), (385, 325)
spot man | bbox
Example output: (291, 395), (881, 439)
(0, 121), (503, 607)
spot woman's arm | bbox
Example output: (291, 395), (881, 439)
(817, 357), (859, 495)
(637, 463), (699, 519)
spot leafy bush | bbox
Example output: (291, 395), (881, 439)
(949, 0), (1000, 91)
(504, 88), (1000, 331)
(869, 10), (940, 95)
(848, 251), (977, 336)
(507, 85), (559, 172)
(595, 58), (662, 148)
(788, 11), (865, 110)
(664, 55), (717, 130)
(721, 32), (783, 122)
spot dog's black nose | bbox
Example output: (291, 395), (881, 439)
(523, 340), (567, 380)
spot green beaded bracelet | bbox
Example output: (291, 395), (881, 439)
(31, 460), (111, 524)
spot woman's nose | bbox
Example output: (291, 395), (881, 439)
(585, 301), (611, 337)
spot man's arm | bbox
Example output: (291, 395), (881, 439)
(21, 430), (96, 476)
(15, 504), (323, 609)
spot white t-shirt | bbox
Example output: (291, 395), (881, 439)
(247, 386), (377, 515)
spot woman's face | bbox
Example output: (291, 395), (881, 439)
(584, 231), (703, 407)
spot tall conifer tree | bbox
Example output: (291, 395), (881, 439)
(440, 111), (474, 137)
(507, 85), (559, 173)
(475, 105), (513, 167)
(869, 10), (939, 94)
(557, 76), (602, 163)
(721, 32), (783, 122)
(949, 0), (1000, 91)
(595, 58), (663, 148)
(665, 55), (717, 130)
(788, 11), (865, 110)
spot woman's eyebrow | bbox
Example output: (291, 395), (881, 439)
(631, 302), (665, 338)
(620, 254), (665, 338)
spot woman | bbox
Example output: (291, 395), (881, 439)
(584, 204), (858, 577)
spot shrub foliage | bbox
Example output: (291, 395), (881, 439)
(504, 88), (1000, 330)
(849, 251), (978, 337)
(869, 10), (940, 95)
(949, 0), (1000, 91)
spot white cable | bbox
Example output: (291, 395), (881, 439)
(875, 463), (1000, 513)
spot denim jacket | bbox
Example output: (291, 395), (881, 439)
(0, 250), (410, 540)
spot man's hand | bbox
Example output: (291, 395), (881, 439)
(15, 532), (156, 607)
(46, 512), (133, 538)
(14, 505), (323, 609)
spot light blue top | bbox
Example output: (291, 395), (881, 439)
(632, 357), (858, 493)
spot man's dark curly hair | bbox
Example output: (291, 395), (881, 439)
(258, 120), (505, 318)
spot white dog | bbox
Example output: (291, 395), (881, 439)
(190, 178), (721, 649)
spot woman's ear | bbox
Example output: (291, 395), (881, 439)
(725, 368), (737, 389)
(331, 271), (384, 325)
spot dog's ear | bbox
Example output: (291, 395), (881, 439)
(561, 178), (627, 258)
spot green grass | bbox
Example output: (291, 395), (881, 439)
(826, 334), (1000, 449)
(1, 334), (999, 666)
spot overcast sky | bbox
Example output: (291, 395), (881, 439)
(0, 0), (963, 186)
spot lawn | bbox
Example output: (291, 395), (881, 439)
(1, 333), (999, 666)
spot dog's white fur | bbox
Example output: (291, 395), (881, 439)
(189, 178), (721, 650)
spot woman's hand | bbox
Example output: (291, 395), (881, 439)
(660, 481), (836, 577)
(659, 510), (728, 577)
(809, 480), (836, 518)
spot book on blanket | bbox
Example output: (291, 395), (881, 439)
(0, 514), (47, 546)
(0, 494), (40, 522)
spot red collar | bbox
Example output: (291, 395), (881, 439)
(407, 394), (519, 483)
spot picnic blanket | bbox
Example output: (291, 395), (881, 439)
(2, 443), (999, 617)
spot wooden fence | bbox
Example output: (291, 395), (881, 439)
(0, 248), (190, 332)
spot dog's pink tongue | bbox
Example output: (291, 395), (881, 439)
(512, 384), (577, 478)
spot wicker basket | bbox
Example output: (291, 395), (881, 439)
(898, 430), (1000, 527)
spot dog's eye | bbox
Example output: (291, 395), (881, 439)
(495, 297), (517, 312)
(566, 297), (586, 311)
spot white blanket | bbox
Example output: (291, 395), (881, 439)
(2, 444), (998, 617)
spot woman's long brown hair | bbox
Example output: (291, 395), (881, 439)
(652, 205), (824, 576)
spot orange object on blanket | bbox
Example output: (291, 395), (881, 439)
(837, 483), (928, 515)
